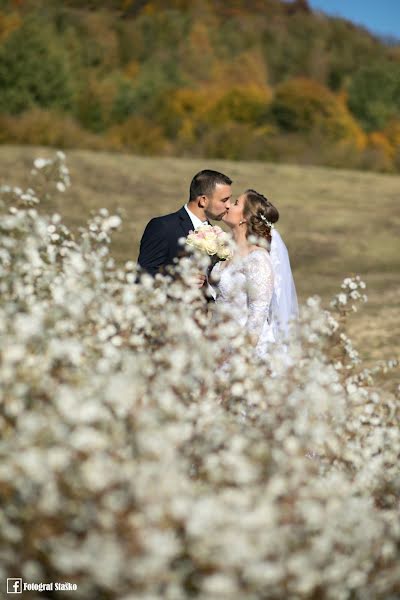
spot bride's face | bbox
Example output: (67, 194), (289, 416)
(222, 193), (246, 228)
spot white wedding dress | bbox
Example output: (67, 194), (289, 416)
(211, 248), (275, 358)
(210, 231), (299, 359)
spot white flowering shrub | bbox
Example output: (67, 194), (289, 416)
(0, 155), (399, 600)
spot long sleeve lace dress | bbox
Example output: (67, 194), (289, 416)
(211, 248), (275, 358)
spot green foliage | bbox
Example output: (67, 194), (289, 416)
(124, 61), (183, 125)
(0, 18), (74, 114)
(324, 21), (387, 90)
(210, 13), (256, 60)
(262, 12), (324, 84)
(347, 62), (400, 132)
(0, 0), (399, 171)
(76, 85), (106, 133)
(125, 10), (190, 64)
(111, 77), (138, 124)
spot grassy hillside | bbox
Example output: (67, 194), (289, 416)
(1, 145), (399, 366)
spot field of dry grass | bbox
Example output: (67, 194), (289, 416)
(1, 145), (399, 368)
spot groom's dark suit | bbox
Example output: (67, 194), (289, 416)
(138, 206), (195, 276)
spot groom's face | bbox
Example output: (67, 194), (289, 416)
(204, 183), (232, 221)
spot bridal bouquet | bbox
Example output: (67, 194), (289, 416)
(186, 224), (233, 261)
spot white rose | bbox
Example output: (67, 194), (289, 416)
(217, 245), (232, 260)
(204, 239), (218, 255)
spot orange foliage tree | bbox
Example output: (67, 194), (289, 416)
(270, 78), (366, 149)
(365, 131), (395, 172)
(158, 87), (220, 142)
(0, 10), (21, 43)
(208, 85), (272, 127)
(107, 115), (167, 154)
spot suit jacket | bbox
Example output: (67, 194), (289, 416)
(138, 206), (194, 276)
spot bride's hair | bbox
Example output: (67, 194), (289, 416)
(243, 189), (279, 246)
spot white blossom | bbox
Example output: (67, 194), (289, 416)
(0, 153), (398, 600)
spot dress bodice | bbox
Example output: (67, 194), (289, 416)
(210, 248), (275, 357)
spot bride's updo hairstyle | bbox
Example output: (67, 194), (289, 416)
(243, 189), (279, 246)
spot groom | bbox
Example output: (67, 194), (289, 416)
(138, 169), (232, 276)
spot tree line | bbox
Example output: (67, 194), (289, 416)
(0, 0), (399, 170)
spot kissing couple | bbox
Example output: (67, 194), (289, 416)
(138, 169), (298, 358)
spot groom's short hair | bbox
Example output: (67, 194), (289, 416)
(189, 170), (232, 201)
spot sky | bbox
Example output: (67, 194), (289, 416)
(307, 0), (400, 40)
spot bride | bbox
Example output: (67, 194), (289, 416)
(210, 189), (298, 358)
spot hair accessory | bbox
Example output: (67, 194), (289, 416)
(259, 213), (274, 228)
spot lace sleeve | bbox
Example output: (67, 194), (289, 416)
(244, 250), (274, 344)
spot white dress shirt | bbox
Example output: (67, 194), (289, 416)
(184, 203), (208, 229)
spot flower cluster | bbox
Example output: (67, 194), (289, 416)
(330, 275), (368, 313)
(0, 151), (70, 210)
(186, 224), (233, 260)
(0, 154), (398, 600)
(31, 150), (71, 192)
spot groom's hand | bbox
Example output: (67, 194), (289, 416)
(195, 273), (207, 288)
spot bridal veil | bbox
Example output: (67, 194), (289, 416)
(270, 229), (299, 340)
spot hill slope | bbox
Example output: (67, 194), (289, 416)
(1, 145), (398, 366)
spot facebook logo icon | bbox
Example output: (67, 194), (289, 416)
(7, 578), (22, 593)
